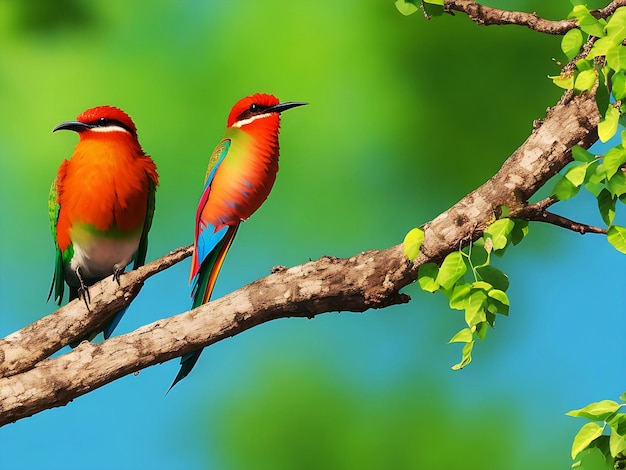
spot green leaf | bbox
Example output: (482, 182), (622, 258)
(487, 298), (509, 316)
(395, 0), (418, 16)
(603, 146), (626, 180)
(572, 145), (595, 163)
(607, 171), (626, 197)
(509, 219), (529, 246)
(436, 251), (467, 290)
(451, 341), (474, 370)
(606, 7), (626, 44)
(610, 428), (626, 457)
(599, 105), (620, 143)
(587, 160), (607, 184)
(449, 327), (472, 343)
(423, 1), (443, 16)
(487, 290), (510, 316)
(597, 189), (617, 225)
(403, 227), (424, 261)
(585, 181), (605, 197)
(607, 225), (626, 253)
(465, 289), (487, 327)
(565, 163), (588, 187)
(418, 263), (440, 292)
(620, 392), (626, 402)
(570, 5), (606, 38)
(550, 73), (575, 90)
(574, 69), (597, 91)
(568, 400), (621, 421)
(597, 69), (611, 114)
(573, 436), (612, 468)
(449, 283), (471, 310)
(589, 37), (612, 59)
(607, 45), (626, 72)
(576, 58), (593, 71)
(475, 265), (509, 291)
(488, 289), (509, 306)
(607, 412), (626, 436)
(485, 218), (515, 251)
(613, 71), (626, 100)
(583, 160), (600, 185)
(571, 422), (604, 460)
(562, 28), (584, 60)
(471, 280), (492, 292)
(552, 175), (580, 201)
(475, 321), (488, 340)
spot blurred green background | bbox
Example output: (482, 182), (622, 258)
(0, 1), (622, 469)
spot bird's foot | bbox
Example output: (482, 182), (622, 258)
(75, 267), (91, 310)
(112, 266), (124, 285)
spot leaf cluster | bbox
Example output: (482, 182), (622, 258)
(568, 395), (626, 468)
(552, 4), (626, 142)
(551, 143), (626, 252)
(403, 218), (527, 369)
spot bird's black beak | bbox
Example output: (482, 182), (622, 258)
(53, 121), (92, 133)
(266, 101), (308, 114)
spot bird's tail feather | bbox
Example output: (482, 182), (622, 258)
(169, 224), (239, 392)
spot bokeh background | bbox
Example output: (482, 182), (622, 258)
(0, 0), (621, 468)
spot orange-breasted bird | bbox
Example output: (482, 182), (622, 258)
(170, 93), (307, 389)
(48, 105), (159, 344)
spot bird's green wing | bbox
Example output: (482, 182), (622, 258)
(47, 175), (65, 305)
(134, 175), (157, 269)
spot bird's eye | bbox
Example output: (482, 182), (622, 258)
(97, 117), (107, 126)
(249, 104), (259, 112)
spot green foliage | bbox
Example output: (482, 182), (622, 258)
(403, 227), (424, 261)
(550, 144), (626, 253)
(205, 361), (559, 470)
(395, 0), (419, 16)
(568, 396), (626, 467)
(395, 0), (443, 17)
(551, 6), (626, 143)
(414, 217), (523, 370)
(562, 29), (584, 61)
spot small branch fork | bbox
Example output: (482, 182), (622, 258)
(510, 197), (608, 235)
(441, 0), (626, 35)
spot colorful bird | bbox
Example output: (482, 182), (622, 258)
(170, 93), (307, 390)
(48, 105), (159, 344)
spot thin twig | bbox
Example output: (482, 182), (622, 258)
(510, 198), (607, 235)
(444, 0), (626, 35)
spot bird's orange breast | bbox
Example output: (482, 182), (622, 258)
(201, 129), (279, 229)
(55, 137), (157, 252)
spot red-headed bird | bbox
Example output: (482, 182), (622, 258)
(170, 93), (307, 389)
(49, 105), (159, 344)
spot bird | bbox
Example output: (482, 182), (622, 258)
(169, 93), (307, 390)
(48, 105), (159, 345)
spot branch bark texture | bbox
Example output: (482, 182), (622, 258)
(443, 0), (626, 34)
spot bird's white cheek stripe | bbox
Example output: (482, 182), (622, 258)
(89, 126), (131, 134)
(232, 113), (272, 128)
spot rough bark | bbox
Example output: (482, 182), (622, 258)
(0, 86), (601, 426)
(442, 0), (626, 35)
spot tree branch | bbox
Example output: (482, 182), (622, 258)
(0, 245), (193, 378)
(510, 197), (608, 234)
(443, 0), (626, 35)
(0, 84), (602, 425)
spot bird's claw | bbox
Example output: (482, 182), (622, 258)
(113, 267), (124, 285)
(75, 267), (91, 310)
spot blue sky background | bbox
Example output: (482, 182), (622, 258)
(0, 1), (621, 468)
